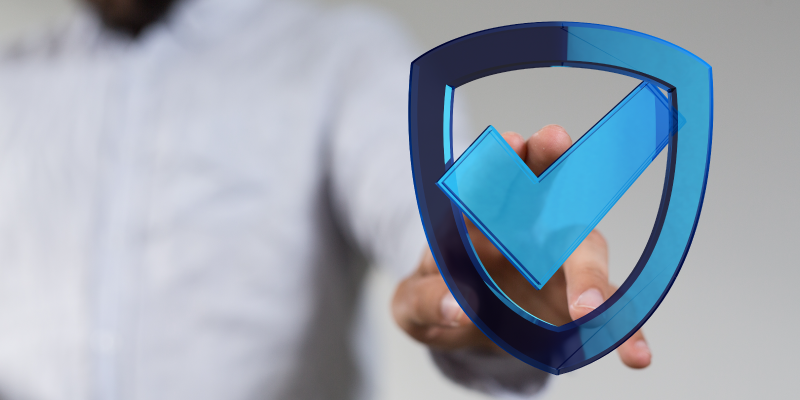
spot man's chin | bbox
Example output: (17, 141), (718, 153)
(84, 0), (177, 36)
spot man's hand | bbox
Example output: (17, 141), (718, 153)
(392, 124), (652, 369)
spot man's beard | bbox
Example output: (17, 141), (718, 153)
(85, 0), (178, 36)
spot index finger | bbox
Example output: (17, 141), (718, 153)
(562, 230), (610, 320)
(520, 125), (611, 317)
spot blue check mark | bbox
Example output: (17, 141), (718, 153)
(437, 82), (683, 289)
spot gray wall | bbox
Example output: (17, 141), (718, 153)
(1, 0), (798, 399)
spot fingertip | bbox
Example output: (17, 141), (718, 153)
(532, 124), (564, 136)
(526, 125), (573, 174)
(501, 131), (526, 158)
(584, 229), (608, 250)
(620, 339), (652, 369)
(440, 293), (466, 327)
(531, 124), (572, 147)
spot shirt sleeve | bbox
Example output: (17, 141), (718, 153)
(324, 7), (549, 397)
(324, 7), (429, 280)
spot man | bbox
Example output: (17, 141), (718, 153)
(0, 0), (651, 398)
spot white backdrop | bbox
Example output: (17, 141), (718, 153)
(1, 1), (798, 399)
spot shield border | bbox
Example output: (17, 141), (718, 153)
(408, 22), (712, 374)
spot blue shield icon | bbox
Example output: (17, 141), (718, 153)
(408, 22), (712, 374)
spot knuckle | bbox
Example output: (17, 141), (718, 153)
(566, 260), (608, 284)
(582, 262), (609, 282)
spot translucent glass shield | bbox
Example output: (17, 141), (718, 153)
(408, 22), (712, 374)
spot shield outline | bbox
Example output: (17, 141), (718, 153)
(408, 22), (713, 374)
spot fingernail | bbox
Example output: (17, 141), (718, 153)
(440, 294), (464, 327)
(635, 340), (651, 357)
(573, 288), (604, 311)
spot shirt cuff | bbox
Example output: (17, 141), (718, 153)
(429, 348), (550, 399)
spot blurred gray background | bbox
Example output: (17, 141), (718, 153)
(1, 0), (797, 399)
